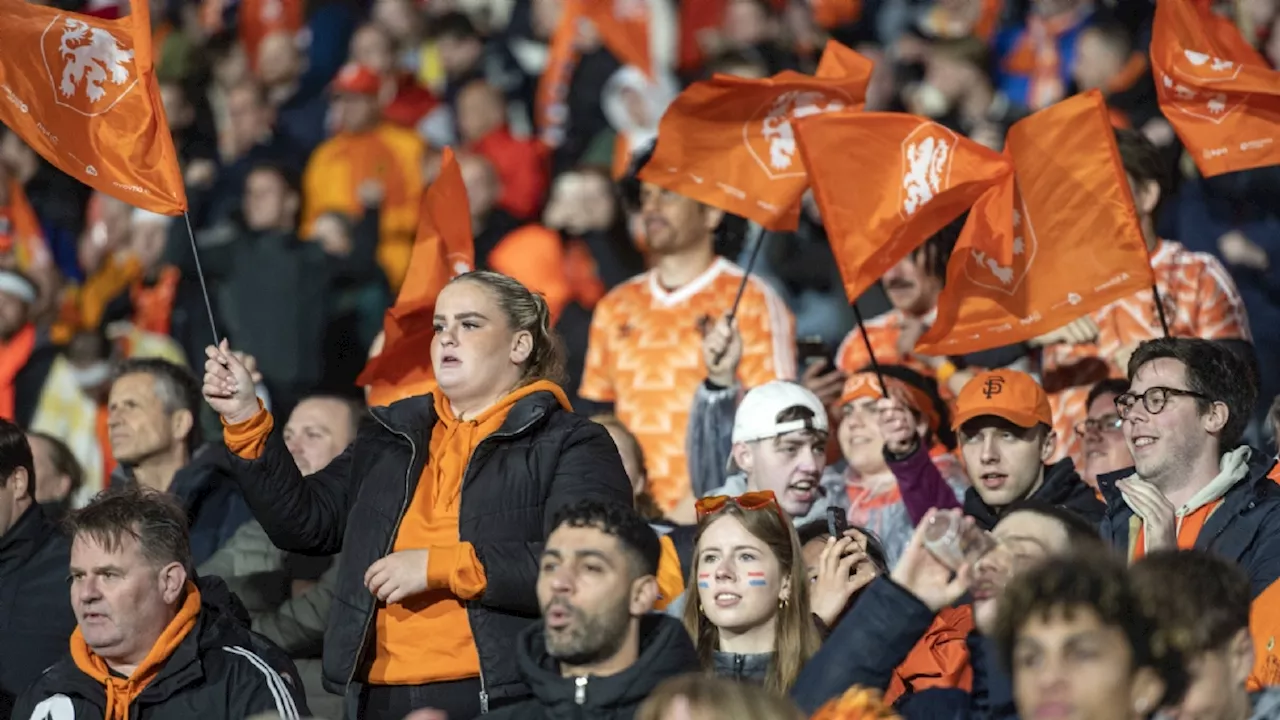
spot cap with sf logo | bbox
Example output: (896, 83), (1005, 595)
(951, 369), (1052, 431)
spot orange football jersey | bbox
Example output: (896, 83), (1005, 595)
(580, 258), (797, 509)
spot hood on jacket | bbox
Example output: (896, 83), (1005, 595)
(515, 613), (699, 714)
(964, 457), (1105, 530)
(600, 65), (679, 151)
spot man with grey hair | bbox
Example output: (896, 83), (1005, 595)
(107, 358), (252, 564)
(14, 486), (307, 719)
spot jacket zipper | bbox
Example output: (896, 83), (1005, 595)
(346, 413), (420, 691)
(574, 676), (588, 705)
(462, 408), (545, 714)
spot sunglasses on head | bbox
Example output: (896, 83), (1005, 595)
(695, 490), (788, 524)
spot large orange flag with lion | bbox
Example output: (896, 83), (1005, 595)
(637, 42), (874, 231)
(0, 0), (186, 215)
(1152, 0), (1280, 177)
(360, 148), (475, 407)
(915, 91), (1154, 356)
(794, 112), (1012, 303)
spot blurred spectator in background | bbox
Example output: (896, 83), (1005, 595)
(995, 0), (1096, 111)
(301, 62), (424, 292)
(1069, 18), (1159, 133)
(458, 79), (547, 221)
(182, 162), (380, 419)
(0, 270), (63, 428)
(349, 22), (439, 129)
(26, 430), (82, 518)
(256, 30), (330, 154)
(203, 80), (310, 225)
(1079, 378), (1132, 493)
(107, 358), (251, 565)
(0, 420), (75, 719)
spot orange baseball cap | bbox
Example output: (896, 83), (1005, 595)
(331, 63), (381, 96)
(951, 369), (1052, 431)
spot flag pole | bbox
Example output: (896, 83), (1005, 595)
(850, 303), (890, 398)
(712, 223), (766, 365)
(1151, 283), (1171, 337)
(182, 211), (221, 346)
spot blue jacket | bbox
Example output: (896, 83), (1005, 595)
(1098, 450), (1280, 598)
(113, 446), (253, 567)
(791, 578), (1016, 719)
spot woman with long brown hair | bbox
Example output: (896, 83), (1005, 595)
(202, 271), (632, 720)
(681, 490), (821, 694)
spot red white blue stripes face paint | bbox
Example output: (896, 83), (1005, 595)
(746, 571), (768, 587)
(698, 572), (711, 589)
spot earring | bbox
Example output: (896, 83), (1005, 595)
(778, 596), (788, 609)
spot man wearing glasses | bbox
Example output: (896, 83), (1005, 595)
(1078, 378), (1133, 493)
(1100, 337), (1280, 688)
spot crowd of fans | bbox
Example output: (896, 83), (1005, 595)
(1, 0), (1280, 718)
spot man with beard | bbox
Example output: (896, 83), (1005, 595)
(484, 500), (699, 719)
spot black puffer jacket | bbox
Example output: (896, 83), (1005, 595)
(221, 390), (633, 709)
(486, 614), (700, 720)
(963, 457), (1106, 530)
(13, 576), (307, 720)
(0, 504), (76, 718)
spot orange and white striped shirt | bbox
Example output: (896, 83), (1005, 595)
(1042, 239), (1251, 463)
(580, 258), (796, 510)
(835, 307), (939, 380)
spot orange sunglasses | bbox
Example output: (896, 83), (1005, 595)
(695, 490), (788, 524)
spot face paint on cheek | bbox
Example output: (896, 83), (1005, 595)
(697, 572), (711, 589)
(746, 571), (768, 587)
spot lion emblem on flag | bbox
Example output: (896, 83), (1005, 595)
(897, 123), (958, 220)
(57, 19), (134, 103)
(745, 88), (849, 179)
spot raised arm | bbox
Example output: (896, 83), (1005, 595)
(204, 341), (354, 554)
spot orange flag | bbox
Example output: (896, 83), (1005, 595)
(1152, 0), (1280, 177)
(794, 112), (1012, 303)
(915, 91), (1155, 356)
(359, 147), (475, 406)
(537, 0), (652, 148)
(0, 0), (186, 215)
(637, 42), (874, 231)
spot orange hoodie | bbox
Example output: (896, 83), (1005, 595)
(224, 381), (572, 686)
(370, 379), (571, 683)
(70, 582), (201, 720)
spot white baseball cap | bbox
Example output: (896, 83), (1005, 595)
(731, 381), (829, 445)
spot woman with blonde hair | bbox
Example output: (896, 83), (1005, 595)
(682, 491), (821, 693)
(202, 271), (633, 720)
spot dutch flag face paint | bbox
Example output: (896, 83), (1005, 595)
(746, 571), (767, 587)
(697, 572), (711, 589)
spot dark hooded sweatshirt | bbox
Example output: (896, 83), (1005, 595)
(485, 614), (700, 720)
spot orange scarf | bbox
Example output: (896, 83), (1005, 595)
(130, 265), (180, 335)
(0, 324), (36, 421)
(70, 582), (201, 720)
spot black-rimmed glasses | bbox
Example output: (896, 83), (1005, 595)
(1114, 386), (1208, 419)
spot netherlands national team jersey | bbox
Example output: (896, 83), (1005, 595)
(580, 258), (796, 510)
